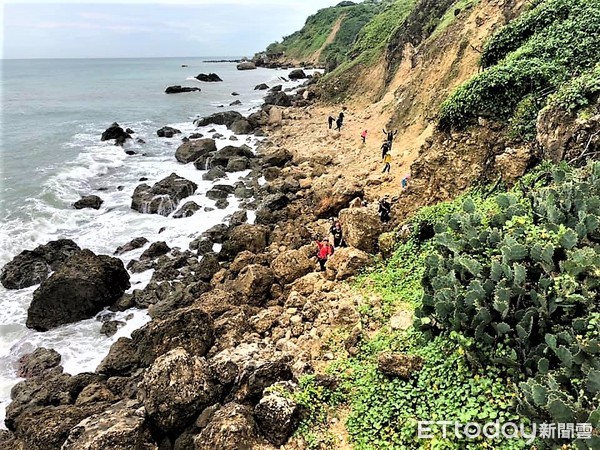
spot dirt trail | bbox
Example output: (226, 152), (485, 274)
(312, 14), (346, 64)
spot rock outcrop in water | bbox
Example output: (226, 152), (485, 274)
(131, 173), (198, 216)
(100, 122), (132, 146)
(175, 138), (217, 164)
(26, 249), (130, 331)
(195, 73), (222, 82)
(73, 195), (103, 210)
(0, 239), (80, 289)
(165, 85), (201, 94)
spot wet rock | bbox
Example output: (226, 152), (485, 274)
(113, 237), (148, 255)
(210, 145), (254, 168)
(202, 223), (230, 243)
(193, 403), (258, 450)
(16, 347), (62, 379)
(215, 199), (229, 209)
(229, 210), (247, 226)
(131, 173), (197, 216)
(194, 111), (243, 128)
(206, 187), (230, 201)
(140, 241), (170, 260)
(254, 391), (299, 446)
(229, 99), (242, 106)
(165, 85), (201, 94)
(61, 399), (153, 450)
(73, 195), (103, 210)
(126, 259), (154, 274)
(156, 126), (182, 138)
(190, 238), (215, 254)
(254, 83), (269, 90)
(270, 249), (313, 285)
(377, 353), (423, 379)
(96, 337), (140, 377)
(202, 166), (227, 181)
(189, 133), (204, 139)
(175, 138), (217, 164)
(26, 249), (130, 331)
(99, 320), (125, 337)
(288, 69), (306, 80)
(139, 348), (218, 434)
(325, 247), (373, 280)
(269, 85), (282, 92)
(173, 201), (201, 218)
(101, 122), (131, 143)
(264, 91), (291, 107)
(339, 207), (384, 254)
(0, 239), (81, 290)
(131, 306), (215, 367)
(195, 73), (222, 82)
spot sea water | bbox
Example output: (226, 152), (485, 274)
(0, 57), (308, 426)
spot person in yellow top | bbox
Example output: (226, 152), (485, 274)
(382, 152), (392, 173)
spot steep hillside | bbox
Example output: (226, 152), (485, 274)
(264, 1), (381, 70)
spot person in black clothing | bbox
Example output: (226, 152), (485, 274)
(381, 140), (390, 160)
(328, 116), (335, 129)
(378, 197), (391, 223)
(330, 219), (345, 248)
(338, 111), (345, 124)
(335, 116), (343, 131)
(382, 128), (398, 150)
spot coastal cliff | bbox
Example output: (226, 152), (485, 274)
(2, 0), (600, 449)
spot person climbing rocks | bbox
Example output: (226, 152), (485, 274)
(401, 173), (411, 189)
(379, 197), (391, 223)
(382, 152), (392, 173)
(315, 237), (334, 271)
(328, 116), (335, 129)
(382, 128), (398, 151)
(381, 140), (391, 160)
(330, 219), (345, 248)
(335, 116), (343, 132)
(339, 111), (345, 124)
(361, 129), (368, 144)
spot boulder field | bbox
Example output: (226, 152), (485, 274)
(0, 79), (394, 449)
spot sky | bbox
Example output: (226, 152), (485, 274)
(1, 0), (350, 59)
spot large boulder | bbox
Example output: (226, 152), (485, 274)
(195, 73), (222, 82)
(254, 391), (299, 446)
(270, 249), (313, 285)
(156, 126), (181, 138)
(131, 306), (215, 367)
(73, 195), (103, 210)
(12, 404), (109, 450)
(193, 403), (258, 450)
(16, 347), (62, 378)
(96, 337), (140, 377)
(138, 348), (218, 434)
(264, 92), (291, 107)
(233, 264), (273, 305)
(254, 83), (269, 90)
(194, 111), (243, 128)
(165, 85), (201, 94)
(338, 207), (384, 254)
(61, 400), (154, 450)
(219, 224), (270, 261)
(131, 173), (197, 216)
(236, 62), (256, 70)
(26, 249), (130, 331)
(325, 247), (373, 280)
(101, 123), (131, 143)
(288, 69), (306, 80)
(229, 119), (254, 135)
(210, 145), (254, 168)
(140, 241), (170, 260)
(175, 138), (217, 164)
(1, 239), (80, 289)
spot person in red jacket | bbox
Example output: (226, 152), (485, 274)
(315, 237), (334, 271)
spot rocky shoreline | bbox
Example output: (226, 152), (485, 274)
(0, 69), (390, 449)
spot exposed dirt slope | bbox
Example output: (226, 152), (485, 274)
(311, 14), (346, 64)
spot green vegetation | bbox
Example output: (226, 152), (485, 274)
(438, 0), (600, 139)
(292, 163), (600, 449)
(428, 0), (480, 41)
(416, 163), (600, 448)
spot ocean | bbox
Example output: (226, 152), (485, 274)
(0, 57), (306, 426)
